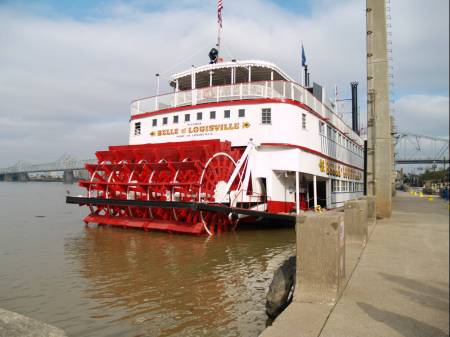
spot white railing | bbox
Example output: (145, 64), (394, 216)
(130, 80), (361, 141)
(320, 134), (364, 168)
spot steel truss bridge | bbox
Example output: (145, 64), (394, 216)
(0, 155), (95, 183)
(395, 133), (449, 166)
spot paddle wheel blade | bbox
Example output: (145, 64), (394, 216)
(78, 140), (244, 235)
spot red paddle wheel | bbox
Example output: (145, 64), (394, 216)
(79, 140), (244, 235)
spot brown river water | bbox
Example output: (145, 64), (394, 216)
(0, 182), (295, 337)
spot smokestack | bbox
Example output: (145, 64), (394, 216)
(304, 65), (308, 86)
(351, 82), (359, 134)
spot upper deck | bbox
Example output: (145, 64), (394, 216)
(128, 60), (364, 170)
(130, 77), (362, 146)
(168, 60), (294, 90)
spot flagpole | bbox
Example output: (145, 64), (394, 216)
(217, 0), (223, 56)
(217, 22), (221, 52)
(301, 43), (307, 86)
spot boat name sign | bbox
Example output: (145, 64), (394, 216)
(150, 122), (251, 137)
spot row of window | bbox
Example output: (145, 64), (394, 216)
(150, 109), (247, 127)
(319, 121), (363, 157)
(134, 108), (318, 136)
(331, 179), (364, 193)
(134, 108), (274, 135)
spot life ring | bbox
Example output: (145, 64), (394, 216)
(266, 256), (296, 319)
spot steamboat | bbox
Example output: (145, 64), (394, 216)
(67, 5), (364, 235)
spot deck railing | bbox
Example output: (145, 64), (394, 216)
(320, 134), (364, 168)
(130, 80), (361, 142)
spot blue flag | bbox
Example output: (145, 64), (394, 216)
(301, 44), (306, 67)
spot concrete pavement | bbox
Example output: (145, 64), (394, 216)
(261, 191), (449, 337)
(321, 192), (449, 337)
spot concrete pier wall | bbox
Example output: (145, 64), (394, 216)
(261, 192), (449, 337)
(294, 213), (346, 304)
(344, 200), (368, 245)
(260, 198), (373, 337)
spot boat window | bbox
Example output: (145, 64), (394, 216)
(163, 117), (168, 125)
(173, 115), (179, 124)
(238, 109), (245, 118)
(134, 122), (141, 136)
(332, 179), (337, 192)
(152, 119), (157, 127)
(261, 108), (271, 125)
(185, 114), (190, 122)
(302, 114), (307, 129)
(224, 110), (230, 118)
(319, 121), (325, 135)
(210, 111), (216, 119)
(197, 112), (203, 120)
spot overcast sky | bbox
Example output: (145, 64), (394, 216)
(0, 0), (448, 167)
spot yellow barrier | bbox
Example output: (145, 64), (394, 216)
(428, 196), (433, 201)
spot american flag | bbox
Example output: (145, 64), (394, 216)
(218, 0), (223, 27)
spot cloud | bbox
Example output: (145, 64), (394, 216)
(394, 95), (449, 138)
(0, 0), (448, 167)
(391, 0), (449, 96)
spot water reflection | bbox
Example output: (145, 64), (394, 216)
(65, 227), (295, 337)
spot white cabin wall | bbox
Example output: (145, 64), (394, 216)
(129, 102), (326, 160)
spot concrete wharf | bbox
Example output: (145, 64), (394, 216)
(261, 191), (449, 337)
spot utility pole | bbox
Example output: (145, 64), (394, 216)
(366, 0), (392, 217)
(391, 115), (397, 197)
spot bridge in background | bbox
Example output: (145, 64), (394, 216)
(0, 155), (95, 183)
(1, 132), (448, 183)
(394, 133), (449, 167)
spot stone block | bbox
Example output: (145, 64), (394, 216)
(294, 213), (345, 305)
(345, 200), (368, 245)
(359, 195), (376, 220)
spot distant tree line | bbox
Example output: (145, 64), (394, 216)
(404, 168), (449, 187)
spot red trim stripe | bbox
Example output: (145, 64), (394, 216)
(261, 142), (363, 171)
(130, 98), (363, 149)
